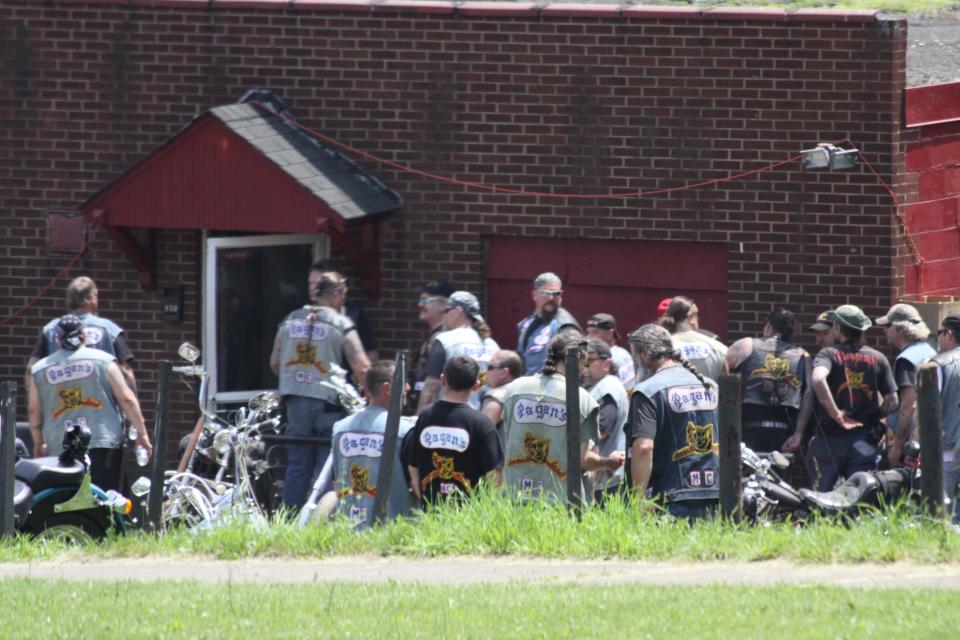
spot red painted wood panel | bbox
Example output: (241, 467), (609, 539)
(83, 115), (341, 233)
(903, 196), (959, 234)
(905, 81), (960, 128)
(486, 237), (729, 350)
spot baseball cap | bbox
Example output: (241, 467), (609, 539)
(421, 279), (454, 297)
(586, 338), (612, 359)
(448, 291), (484, 323)
(586, 313), (617, 330)
(827, 305), (872, 331)
(875, 303), (922, 327)
(657, 297), (673, 316)
(809, 311), (832, 332)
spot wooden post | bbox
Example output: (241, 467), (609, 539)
(147, 361), (172, 531)
(0, 382), (16, 537)
(565, 346), (583, 511)
(372, 352), (406, 526)
(916, 363), (944, 519)
(718, 373), (742, 523)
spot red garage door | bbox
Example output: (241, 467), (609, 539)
(486, 237), (729, 350)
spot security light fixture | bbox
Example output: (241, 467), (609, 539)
(800, 144), (859, 171)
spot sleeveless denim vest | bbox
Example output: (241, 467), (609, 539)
(277, 306), (352, 403)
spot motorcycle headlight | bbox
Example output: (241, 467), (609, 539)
(212, 430), (232, 455)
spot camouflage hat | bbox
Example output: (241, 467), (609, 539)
(827, 305), (872, 331)
(875, 303), (923, 327)
(447, 291), (484, 323)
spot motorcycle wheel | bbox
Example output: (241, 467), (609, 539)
(31, 513), (106, 544)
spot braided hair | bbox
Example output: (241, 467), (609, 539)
(541, 330), (586, 376)
(659, 296), (697, 334)
(628, 323), (710, 390)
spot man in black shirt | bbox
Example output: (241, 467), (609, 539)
(808, 305), (898, 491)
(405, 356), (504, 505)
(409, 280), (454, 410)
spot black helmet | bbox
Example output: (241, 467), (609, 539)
(56, 314), (84, 351)
(59, 423), (92, 464)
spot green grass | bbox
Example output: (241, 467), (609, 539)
(2, 488), (958, 563)
(1, 578), (958, 639)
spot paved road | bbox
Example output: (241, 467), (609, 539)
(3, 557), (959, 589)
(908, 15), (960, 86)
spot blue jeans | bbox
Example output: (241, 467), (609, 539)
(806, 430), (880, 492)
(282, 396), (345, 511)
(667, 499), (717, 522)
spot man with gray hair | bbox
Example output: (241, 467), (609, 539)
(27, 276), (136, 391)
(876, 303), (936, 467)
(516, 272), (581, 375)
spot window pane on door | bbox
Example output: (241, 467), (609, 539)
(215, 243), (314, 393)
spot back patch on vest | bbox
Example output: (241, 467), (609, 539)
(44, 360), (96, 385)
(286, 320), (330, 340)
(667, 386), (717, 413)
(672, 421), (719, 461)
(512, 398), (566, 427)
(82, 327), (104, 345)
(419, 426), (470, 452)
(54, 386), (104, 418)
(676, 342), (711, 361)
(338, 432), (384, 458)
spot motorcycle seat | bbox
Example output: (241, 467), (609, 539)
(14, 456), (86, 493)
(13, 479), (33, 525)
(799, 472), (879, 513)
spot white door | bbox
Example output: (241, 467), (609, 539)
(203, 233), (328, 405)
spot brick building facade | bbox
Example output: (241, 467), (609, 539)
(0, 0), (911, 444)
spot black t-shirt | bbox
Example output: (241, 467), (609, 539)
(627, 393), (658, 443)
(813, 341), (896, 435)
(893, 358), (917, 390)
(31, 331), (134, 363)
(405, 400), (503, 504)
(597, 394), (620, 438)
(424, 340), (447, 379)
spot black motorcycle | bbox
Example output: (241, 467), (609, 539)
(741, 442), (920, 525)
(12, 424), (133, 543)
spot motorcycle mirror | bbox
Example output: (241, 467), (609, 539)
(131, 476), (152, 497)
(178, 342), (201, 363)
(248, 391), (281, 414)
(770, 451), (790, 471)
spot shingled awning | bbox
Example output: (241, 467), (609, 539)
(79, 91), (402, 292)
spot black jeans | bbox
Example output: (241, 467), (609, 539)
(89, 447), (123, 492)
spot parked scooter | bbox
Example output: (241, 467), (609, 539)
(12, 424), (133, 543)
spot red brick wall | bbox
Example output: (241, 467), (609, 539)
(0, 1), (908, 444)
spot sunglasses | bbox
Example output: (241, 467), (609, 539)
(419, 295), (441, 305)
(538, 290), (563, 298)
(939, 329), (953, 336)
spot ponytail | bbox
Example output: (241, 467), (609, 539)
(672, 351), (710, 390)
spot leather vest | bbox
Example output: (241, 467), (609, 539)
(932, 347), (960, 450)
(636, 365), (720, 503)
(42, 313), (123, 359)
(31, 347), (122, 455)
(277, 306), (352, 403)
(516, 308), (581, 375)
(670, 330), (728, 382)
(435, 327), (500, 409)
(331, 408), (415, 528)
(588, 374), (628, 489)
(888, 341), (937, 434)
(502, 374), (598, 502)
(739, 337), (807, 410)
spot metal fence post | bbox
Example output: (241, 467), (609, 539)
(147, 361), (172, 531)
(917, 363), (944, 519)
(718, 373), (742, 523)
(373, 352), (406, 526)
(565, 346), (583, 511)
(0, 382), (16, 537)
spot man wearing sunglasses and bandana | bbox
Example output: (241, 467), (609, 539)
(516, 272), (581, 376)
(410, 280), (455, 410)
